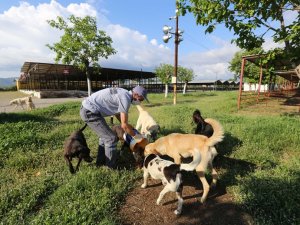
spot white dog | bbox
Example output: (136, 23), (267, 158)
(141, 152), (201, 215)
(135, 105), (160, 141)
(9, 96), (35, 110)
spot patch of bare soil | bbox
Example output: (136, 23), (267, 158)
(238, 89), (300, 116)
(119, 171), (254, 225)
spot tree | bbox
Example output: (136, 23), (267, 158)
(47, 15), (116, 96)
(178, 0), (300, 67)
(177, 66), (195, 94)
(154, 64), (173, 98)
(228, 48), (265, 83)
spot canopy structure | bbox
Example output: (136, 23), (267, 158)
(244, 54), (300, 83)
(237, 54), (300, 109)
(19, 62), (155, 82)
(17, 62), (156, 92)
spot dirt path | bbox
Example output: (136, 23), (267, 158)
(0, 91), (83, 113)
(119, 171), (254, 225)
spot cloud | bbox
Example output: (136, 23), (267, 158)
(0, 0), (236, 81)
(180, 36), (239, 80)
(0, 0), (98, 77)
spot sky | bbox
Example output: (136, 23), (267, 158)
(0, 0), (294, 81)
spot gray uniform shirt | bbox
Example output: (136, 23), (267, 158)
(82, 87), (132, 117)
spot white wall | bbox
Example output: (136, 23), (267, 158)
(243, 83), (269, 92)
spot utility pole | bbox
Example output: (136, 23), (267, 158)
(162, 1), (183, 105)
(173, 7), (179, 105)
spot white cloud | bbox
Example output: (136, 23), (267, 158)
(150, 39), (157, 46)
(262, 37), (284, 51)
(179, 36), (239, 80)
(0, 0), (236, 81)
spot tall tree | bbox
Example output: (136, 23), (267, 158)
(177, 66), (195, 94)
(154, 64), (173, 98)
(47, 15), (116, 96)
(178, 0), (300, 67)
(229, 48), (270, 83)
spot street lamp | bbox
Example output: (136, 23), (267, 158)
(162, 7), (183, 105)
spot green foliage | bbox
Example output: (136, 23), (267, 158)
(0, 92), (299, 225)
(228, 48), (270, 83)
(47, 15), (116, 95)
(154, 63), (173, 84)
(177, 66), (195, 83)
(178, 0), (300, 66)
(0, 86), (17, 91)
(29, 168), (140, 225)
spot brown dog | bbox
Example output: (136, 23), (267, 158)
(144, 118), (224, 203)
(112, 125), (148, 168)
(64, 124), (93, 174)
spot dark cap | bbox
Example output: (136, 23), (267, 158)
(132, 86), (149, 103)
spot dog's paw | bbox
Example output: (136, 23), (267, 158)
(210, 182), (217, 189)
(156, 199), (161, 205)
(69, 167), (75, 174)
(141, 184), (147, 188)
(210, 180), (217, 188)
(174, 209), (181, 215)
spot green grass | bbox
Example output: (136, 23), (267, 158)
(0, 91), (299, 225)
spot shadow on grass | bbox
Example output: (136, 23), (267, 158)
(214, 132), (256, 186)
(159, 127), (185, 136)
(0, 112), (55, 123)
(281, 111), (300, 117)
(232, 173), (300, 225)
(175, 199), (253, 225)
(0, 103), (70, 123)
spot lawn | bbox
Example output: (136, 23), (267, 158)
(0, 91), (299, 225)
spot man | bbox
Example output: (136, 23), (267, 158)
(80, 85), (149, 169)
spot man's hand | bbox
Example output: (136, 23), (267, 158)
(133, 134), (144, 143)
(120, 112), (137, 136)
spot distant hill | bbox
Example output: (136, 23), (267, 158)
(0, 77), (17, 88)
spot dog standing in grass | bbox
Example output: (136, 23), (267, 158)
(9, 96), (35, 110)
(135, 105), (160, 141)
(64, 124), (93, 174)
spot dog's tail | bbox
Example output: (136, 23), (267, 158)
(179, 148), (201, 171)
(136, 105), (144, 112)
(204, 118), (224, 147)
(79, 124), (87, 132)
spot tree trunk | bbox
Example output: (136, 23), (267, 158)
(84, 61), (92, 96)
(86, 69), (92, 96)
(164, 84), (168, 98)
(183, 82), (187, 94)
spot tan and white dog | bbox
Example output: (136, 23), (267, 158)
(9, 96), (35, 110)
(135, 105), (160, 141)
(144, 118), (224, 203)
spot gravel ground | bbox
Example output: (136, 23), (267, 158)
(0, 91), (83, 113)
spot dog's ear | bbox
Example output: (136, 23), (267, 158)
(192, 110), (201, 124)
